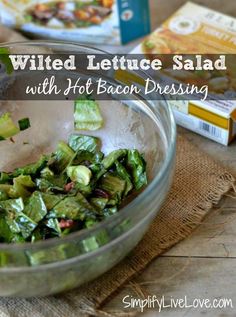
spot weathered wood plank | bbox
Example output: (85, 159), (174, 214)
(103, 1), (236, 316)
(165, 194), (236, 258)
(105, 257), (236, 316)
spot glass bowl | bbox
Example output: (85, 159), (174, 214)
(0, 42), (176, 297)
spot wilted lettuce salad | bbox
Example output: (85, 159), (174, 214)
(0, 99), (147, 244)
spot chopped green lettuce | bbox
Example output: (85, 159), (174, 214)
(90, 197), (108, 212)
(0, 184), (12, 197)
(0, 113), (19, 139)
(0, 48), (13, 75)
(51, 192), (94, 220)
(26, 244), (68, 266)
(41, 192), (65, 210)
(115, 161), (133, 196)
(0, 214), (15, 243)
(23, 191), (47, 223)
(50, 141), (74, 173)
(44, 218), (61, 236)
(0, 172), (11, 184)
(0, 132), (147, 245)
(102, 149), (127, 170)
(74, 100), (103, 131)
(9, 175), (35, 199)
(12, 155), (48, 178)
(0, 190), (8, 201)
(103, 207), (118, 218)
(0, 198), (37, 239)
(40, 167), (54, 179)
(35, 178), (64, 194)
(0, 112), (31, 141)
(99, 173), (126, 204)
(72, 150), (103, 166)
(68, 134), (100, 152)
(127, 150), (148, 190)
(73, 182), (92, 197)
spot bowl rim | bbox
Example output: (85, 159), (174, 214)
(0, 40), (177, 255)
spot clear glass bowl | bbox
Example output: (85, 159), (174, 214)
(0, 42), (176, 297)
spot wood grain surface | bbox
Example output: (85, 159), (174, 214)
(100, 1), (236, 316)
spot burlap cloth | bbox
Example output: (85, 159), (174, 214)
(0, 26), (235, 317)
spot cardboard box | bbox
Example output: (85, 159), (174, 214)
(131, 2), (236, 145)
(169, 99), (236, 145)
(0, 0), (150, 45)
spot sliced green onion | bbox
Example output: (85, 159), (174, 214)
(66, 165), (92, 185)
(18, 118), (31, 131)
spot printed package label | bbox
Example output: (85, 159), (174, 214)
(131, 2), (236, 145)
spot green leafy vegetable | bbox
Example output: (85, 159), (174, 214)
(90, 197), (108, 212)
(74, 99), (103, 131)
(103, 207), (118, 218)
(72, 150), (103, 166)
(35, 178), (64, 194)
(44, 218), (61, 236)
(99, 173), (126, 204)
(0, 172), (11, 184)
(40, 167), (54, 179)
(0, 198), (37, 239)
(68, 134), (99, 152)
(0, 184), (12, 197)
(144, 40), (155, 49)
(0, 113), (19, 139)
(115, 161), (133, 196)
(0, 48), (13, 75)
(9, 175), (35, 199)
(51, 192), (94, 220)
(41, 192), (65, 210)
(127, 150), (148, 190)
(66, 165), (92, 185)
(0, 133), (147, 244)
(0, 113), (31, 141)
(49, 141), (74, 173)
(0, 214), (15, 242)
(26, 244), (68, 266)
(23, 191), (47, 223)
(73, 183), (92, 197)
(0, 190), (8, 201)
(18, 117), (31, 131)
(11, 155), (48, 178)
(102, 149), (127, 170)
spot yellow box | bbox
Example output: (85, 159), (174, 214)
(131, 2), (236, 145)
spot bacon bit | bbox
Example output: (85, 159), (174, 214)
(64, 182), (74, 192)
(94, 188), (109, 199)
(59, 219), (75, 229)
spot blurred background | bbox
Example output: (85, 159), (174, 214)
(0, 0), (236, 50)
(150, 0), (236, 26)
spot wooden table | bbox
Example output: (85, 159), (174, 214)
(98, 1), (236, 316)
